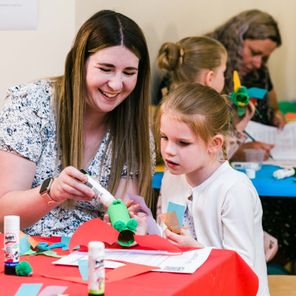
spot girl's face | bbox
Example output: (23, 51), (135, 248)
(160, 113), (215, 186)
(209, 53), (227, 93)
(240, 39), (277, 75)
(85, 45), (139, 114)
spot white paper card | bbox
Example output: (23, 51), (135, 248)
(245, 121), (296, 160)
(53, 247), (212, 274)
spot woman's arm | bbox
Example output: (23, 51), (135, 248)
(268, 89), (286, 129)
(0, 151), (95, 231)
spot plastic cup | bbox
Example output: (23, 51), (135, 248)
(244, 148), (265, 168)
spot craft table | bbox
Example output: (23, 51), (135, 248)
(0, 235), (258, 296)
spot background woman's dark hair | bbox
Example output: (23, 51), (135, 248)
(207, 9), (281, 93)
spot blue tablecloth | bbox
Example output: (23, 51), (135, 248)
(152, 164), (296, 198)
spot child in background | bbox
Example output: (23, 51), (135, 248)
(156, 83), (269, 296)
(156, 36), (273, 159)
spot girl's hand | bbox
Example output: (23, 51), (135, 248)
(130, 211), (148, 235)
(50, 166), (95, 203)
(164, 228), (203, 248)
(235, 102), (256, 132)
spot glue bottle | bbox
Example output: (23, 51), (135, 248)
(4, 215), (20, 275)
(88, 241), (105, 296)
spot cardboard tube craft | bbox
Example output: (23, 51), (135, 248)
(80, 169), (138, 247)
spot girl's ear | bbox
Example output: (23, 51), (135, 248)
(204, 70), (214, 88)
(208, 134), (224, 153)
(197, 69), (214, 87)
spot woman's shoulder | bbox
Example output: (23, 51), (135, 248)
(7, 79), (54, 102)
(4, 79), (55, 118)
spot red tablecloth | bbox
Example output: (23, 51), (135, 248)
(0, 236), (258, 296)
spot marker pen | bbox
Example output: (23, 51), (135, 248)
(4, 215), (20, 275)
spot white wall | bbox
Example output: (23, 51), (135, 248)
(0, 0), (295, 102)
(0, 0), (75, 100)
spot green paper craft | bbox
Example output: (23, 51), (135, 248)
(230, 86), (250, 117)
(108, 199), (138, 247)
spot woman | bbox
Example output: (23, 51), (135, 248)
(0, 10), (154, 236)
(207, 9), (285, 128)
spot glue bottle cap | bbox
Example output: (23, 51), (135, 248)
(4, 215), (20, 233)
(88, 241), (104, 257)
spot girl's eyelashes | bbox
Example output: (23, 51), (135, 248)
(178, 141), (191, 146)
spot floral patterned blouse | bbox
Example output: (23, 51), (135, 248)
(0, 79), (148, 237)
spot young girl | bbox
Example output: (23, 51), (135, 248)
(157, 82), (269, 296)
(155, 36), (273, 160)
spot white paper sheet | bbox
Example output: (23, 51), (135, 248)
(245, 121), (296, 160)
(53, 247), (212, 274)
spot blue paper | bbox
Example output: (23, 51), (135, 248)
(61, 236), (71, 250)
(78, 259), (88, 281)
(247, 87), (267, 99)
(20, 235), (31, 255)
(167, 202), (186, 226)
(15, 283), (43, 296)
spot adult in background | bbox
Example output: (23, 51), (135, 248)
(207, 9), (285, 129)
(0, 10), (154, 236)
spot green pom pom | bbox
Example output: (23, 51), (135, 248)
(127, 218), (138, 232)
(15, 261), (33, 276)
(113, 220), (126, 232)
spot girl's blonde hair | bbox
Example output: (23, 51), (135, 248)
(157, 36), (227, 89)
(158, 83), (231, 159)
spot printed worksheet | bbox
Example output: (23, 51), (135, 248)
(245, 121), (296, 160)
(53, 247), (212, 274)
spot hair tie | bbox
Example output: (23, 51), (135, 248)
(179, 47), (184, 65)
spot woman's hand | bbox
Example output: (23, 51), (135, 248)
(231, 141), (274, 161)
(50, 166), (95, 203)
(164, 228), (203, 248)
(273, 110), (286, 129)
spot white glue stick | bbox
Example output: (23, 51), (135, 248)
(80, 169), (115, 207)
(88, 241), (105, 296)
(4, 215), (20, 275)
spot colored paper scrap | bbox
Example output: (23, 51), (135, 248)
(70, 218), (182, 253)
(38, 286), (68, 296)
(247, 87), (267, 99)
(20, 235), (32, 255)
(106, 261), (157, 282)
(78, 259), (88, 281)
(160, 212), (181, 234)
(61, 236), (71, 250)
(15, 283), (43, 296)
(69, 218), (118, 251)
(167, 201), (185, 226)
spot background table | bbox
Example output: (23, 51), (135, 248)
(0, 235), (258, 296)
(153, 164), (296, 197)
